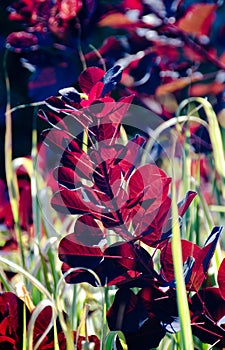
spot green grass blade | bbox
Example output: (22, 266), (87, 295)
(55, 267), (101, 350)
(171, 179), (194, 350)
(141, 115), (208, 166)
(105, 331), (128, 350)
(179, 97), (225, 198)
(0, 256), (52, 300)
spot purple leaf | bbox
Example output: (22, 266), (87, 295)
(102, 65), (123, 96)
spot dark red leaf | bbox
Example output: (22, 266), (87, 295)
(160, 240), (204, 290)
(59, 236), (103, 268)
(51, 187), (102, 216)
(59, 238), (153, 287)
(73, 215), (106, 246)
(53, 166), (80, 190)
(178, 191), (197, 217)
(38, 109), (65, 129)
(123, 318), (166, 350)
(32, 306), (55, 347)
(38, 109), (84, 138)
(117, 135), (146, 180)
(45, 96), (66, 111)
(0, 336), (16, 350)
(78, 67), (105, 94)
(128, 164), (171, 214)
(140, 286), (179, 332)
(0, 292), (30, 349)
(160, 226), (223, 291)
(107, 288), (165, 349)
(104, 242), (153, 272)
(107, 288), (148, 332)
(41, 129), (71, 154)
(218, 258), (225, 300)
(133, 196), (172, 246)
(86, 82), (105, 103)
(191, 288), (225, 347)
(60, 140), (94, 180)
(108, 95), (134, 124)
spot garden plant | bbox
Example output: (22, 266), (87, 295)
(1, 1), (225, 349)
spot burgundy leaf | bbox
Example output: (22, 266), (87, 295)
(32, 306), (56, 347)
(45, 96), (67, 111)
(117, 135), (146, 179)
(104, 242), (153, 272)
(218, 258), (225, 300)
(0, 336), (16, 350)
(191, 288), (225, 347)
(53, 166), (80, 190)
(178, 191), (197, 217)
(38, 109), (66, 130)
(85, 82), (105, 104)
(78, 67), (105, 94)
(51, 187), (102, 216)
(108, 95), (134, 124)
(73, 215), (106, 246)
(33, 305), (100, 350)
(123, 318), (166, 350)
(90, 122), (119, 143)
(93, 161), (114, 199)
(133, 196), (172, 246)
(61, 263), (100, 286)
(140, 286), (179, 332)
(38, 109), (84, 137)
(133, 190), (197, 247)
(128, 164), (171, 214)
(160, 240), (204, 291)
(61, 252), (134, 286)
(107, 288), (148, 333)
(59, 237), (103, 268)
(107, 288), (165, 350)
(59, 239), (153, 287)
(61, 143), (94, 180)
(0, 292), (30, 350)
(41, 129), (71, 154)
